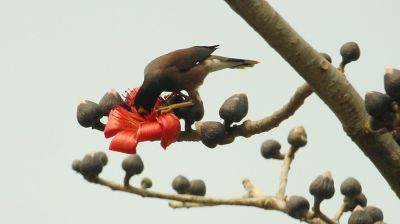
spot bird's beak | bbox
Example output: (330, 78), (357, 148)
(138, 106), (148, 114)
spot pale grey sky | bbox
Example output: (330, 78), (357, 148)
(1, 0), (399, 223)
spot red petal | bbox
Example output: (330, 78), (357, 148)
(136, 121), (163, 142)
(157, 113), (181, 149)
(104, 105), (144, 138)
(104, 86), (180, 154)
(109, 130), (138, 154)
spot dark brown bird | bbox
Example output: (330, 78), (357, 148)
(134, 45), (258, 114)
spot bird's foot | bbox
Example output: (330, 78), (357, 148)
(157, 100), (194, 114)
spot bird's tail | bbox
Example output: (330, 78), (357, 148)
(204, 55), (259, 73)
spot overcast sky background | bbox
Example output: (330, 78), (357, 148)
(1, 0), (399, 223)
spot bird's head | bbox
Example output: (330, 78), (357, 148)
(134, 85), (160, 116)
(134, 94), (153, 115)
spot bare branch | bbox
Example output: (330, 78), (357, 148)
(312, 200), (338, 224)
(94, 176), (283, 209)
(276, 148), (296, 199)
(224, 0), (400, 197)
(333, 201), (346, 221)
(242, 178), (266, 198)
(179, 83), (313, 142)
(169, 201), (214, 209)
(85, 176), (331, 223)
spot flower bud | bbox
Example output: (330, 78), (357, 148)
(260, 139), (282, 159)
(76, 100), (102, 128)
(348, 206), (373, 224)
(140, 177), (153, 189)
(122, 155), (144, 176)
(94, 151), (108, 166)
(341, 177), (362, 198)
(80, 153), (104, 179)
(98, 89), (124, 116)
(188, 179), (206, 196)
(71, 159), (81, 173)
(286, 195), (310, 219)
(364, 91), (392, 118)
(384, 68), (400, 100)
(219, 93), (248, 124)
(309, 171), (335, 201)
(340, 41), (360, 65)
(172, 175), (190, 194)
(364, 206), (383, 222)
(287, 126), (307, 148)
(199, 121), (226, 148)
(345, 193), (368, 211)
(177, 100), (204, 131)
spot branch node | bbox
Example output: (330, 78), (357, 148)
(320, 59), (330, 71)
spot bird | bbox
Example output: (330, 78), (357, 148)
(134, 45), (258, 115)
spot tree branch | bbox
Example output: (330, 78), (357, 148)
(89, 176), (330, 224)
(224, 0), (400, 197)
(94, 176), (283, 209)
(178, 83), (313, 142)
(276, 147), (296, 199)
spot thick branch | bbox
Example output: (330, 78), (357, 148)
(179, 83), (313, 142)
(224, 0), (400, 197)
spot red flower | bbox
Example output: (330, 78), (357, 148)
(104, 87), (181, 154)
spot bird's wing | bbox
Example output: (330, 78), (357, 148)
(145, 45), (219, 74)
(175, 45), (219, 72)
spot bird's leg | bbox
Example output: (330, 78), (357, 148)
(157, 101), (194, 114)
(156, 91), (199, 114)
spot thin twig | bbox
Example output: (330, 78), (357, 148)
(333, 201), (347, 221)
(169, 201), (215, 209)
(312, 200), (338, 224)
(276, 147), (297, 199)
(242, 178), (266, 198)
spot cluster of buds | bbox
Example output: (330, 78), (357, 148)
(72, 152), (152, 189)
(76, 89), (124, 130)
(260, 126), (307, 161)
(365, 69), (400, 138)
(72, 151), (108, 181)
(340, 177), (366, 211)
(197, 93), (249, 148)
(72, 153), (210, 195)
(348, 206), (385, 224)
(281, 174), (385, 223)
(341, 177), (385, 223)
(172, 175), (206, 196)
(257, 127), (386, 223)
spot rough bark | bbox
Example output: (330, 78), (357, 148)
(224, 0), (400, 197)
